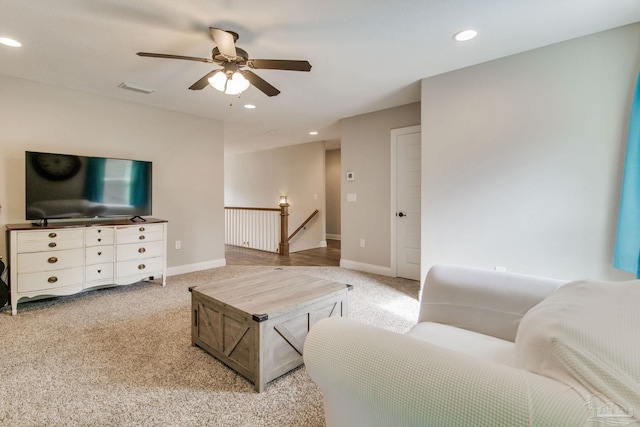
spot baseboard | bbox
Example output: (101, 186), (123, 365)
(167, 258), (226, 276)
(319, 240), (327, 248)
(339, 259), (393, 277)
(326, 234), (341, 241)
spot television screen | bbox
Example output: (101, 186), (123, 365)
(25, 151), (152, 220)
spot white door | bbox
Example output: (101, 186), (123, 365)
(392, 126), (421, 280)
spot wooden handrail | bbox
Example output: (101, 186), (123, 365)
(225, 206), (280, 211)
(288, 209), (320, 242)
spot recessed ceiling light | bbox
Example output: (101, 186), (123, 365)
(244, 104), (256, 109)
(453, 29), (477, 42)
(0, 37), (21, 47)
(309, 131), (318, 135)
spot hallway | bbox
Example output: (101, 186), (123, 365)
(225, 240), (340, 267)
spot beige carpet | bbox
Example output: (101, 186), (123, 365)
(0, 266), (419, 426)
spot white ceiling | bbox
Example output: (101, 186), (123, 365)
(1, 1), (639, 154)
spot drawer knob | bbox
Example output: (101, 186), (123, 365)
(139, 235), (145, 240)
(48, 242), (57, 248)
(139, 227), (145, 232)
(138, 247), (146, 253)
(48, 276), (58, 283)
(98, 251), (102, 256)
(98, 238), (102, 242)
(138, 264), (146, 270)
(48, 256), (58, 264)
(97, 269), (102, 274)
(49, 232), (57, 238)
(98, 229), (102, 233)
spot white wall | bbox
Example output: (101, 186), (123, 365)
(325, 149), (341, 238)
(224, 141), (326, 252)
(340, 103), (421, 274)
(0, 75), (226, 273)
(421, 23), (640, 282)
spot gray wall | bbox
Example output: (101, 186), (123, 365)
(224, 141), (326, 252)
(340, 102), (421, 274)
(0, 75), (226, 274)
(325, 149), (341, 238)
(421, 23), (640, 282)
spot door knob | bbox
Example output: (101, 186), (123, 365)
(398, 212), (406, 217)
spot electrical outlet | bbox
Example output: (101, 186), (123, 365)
(360, 239), (365, 248)
(175, 240), (181, 250)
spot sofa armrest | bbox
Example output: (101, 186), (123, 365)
(304, 318), (587, 427)
(419, 265), (567, 341)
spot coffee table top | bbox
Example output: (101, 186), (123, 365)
(191, 269), (351, 320)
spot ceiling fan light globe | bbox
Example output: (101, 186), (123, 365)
(225, 72), (250, 95)
(208, 71), (228, 92)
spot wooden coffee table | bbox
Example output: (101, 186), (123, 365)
(190, 269), (351, 392)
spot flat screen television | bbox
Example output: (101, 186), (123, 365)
(25, 151), (152, 221)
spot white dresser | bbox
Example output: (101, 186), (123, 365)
(7, 218), (167, 315)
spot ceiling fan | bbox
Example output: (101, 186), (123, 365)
(137, 27), (312, 97)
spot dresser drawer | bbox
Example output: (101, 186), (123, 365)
(117, 257), (163, 278)
(86, 245), (115, 265)
(86, 227), (114, 246)
(18, 267), (84, 293)
(17, 229), (84, 253)
(116, 241), (164, 262)
(85, 263), (114, 283)
(116, 224), (164, 244)
(17, 248), (84, 273)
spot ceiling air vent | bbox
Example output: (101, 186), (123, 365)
(118, 82), (155, 94)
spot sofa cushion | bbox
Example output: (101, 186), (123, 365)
(514, 279), (640, 417)
(419, 264), (566, 342)
(406, 322), (515, 366)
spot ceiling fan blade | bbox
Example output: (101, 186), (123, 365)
(189, 70), (219, 90)
(137, 52), (214, 63)
(210, 27), (237, 59)
(242, 70), (280, 97)
(247, 59), (312, 72)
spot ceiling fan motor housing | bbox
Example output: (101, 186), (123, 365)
(212, 47), (249, 64)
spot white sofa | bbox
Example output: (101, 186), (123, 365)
(303, 264), (640, 427)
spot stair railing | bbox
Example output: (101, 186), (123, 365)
(225, 206), (281, 253)
(225, 200), (320, 256)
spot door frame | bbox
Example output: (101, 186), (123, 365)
(390, 125), (421, 278)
